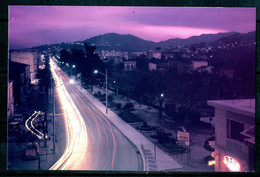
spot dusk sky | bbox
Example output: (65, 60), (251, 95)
(9, 6), (256, 49)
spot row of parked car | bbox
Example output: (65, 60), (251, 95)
(9, 114), (40, 160)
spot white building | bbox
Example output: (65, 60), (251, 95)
(8, 81), (14, 119)
(153, 52), (161, 59)
(191, 61), (208, 70)
(124, 61), (136, 71)
(207, 99), (255, 172)
(10, 49), (38, 81)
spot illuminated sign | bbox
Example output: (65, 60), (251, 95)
(208, 160), (216, 166)
(223, 156), (241, 172)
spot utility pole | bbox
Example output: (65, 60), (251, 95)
(106, 69), (108, 114)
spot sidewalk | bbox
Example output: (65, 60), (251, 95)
(74, 83), (183, 171)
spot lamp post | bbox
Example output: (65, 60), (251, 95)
(113, 80), (118, 95)
(159, 93), (164, 118)
(71, 65), (76, 77)
(94, 69), (108, 114)
(52, 78), (55, 154)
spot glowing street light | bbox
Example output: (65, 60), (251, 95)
(94, 69), (108, 114)
(71, 65), (76, 76)
(69, 79), (74, 84)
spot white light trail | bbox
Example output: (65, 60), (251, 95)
(25, 111), (44, 139)
(49, 60), (88, 170)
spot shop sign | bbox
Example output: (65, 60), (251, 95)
(208, 160), (216, 166)
(223, 156), (241, 172)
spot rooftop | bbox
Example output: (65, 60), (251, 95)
(207, 99), (255, 117)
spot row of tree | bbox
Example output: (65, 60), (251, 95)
(57, 41), (255, 123)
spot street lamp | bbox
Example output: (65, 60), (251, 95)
(69, 79), (74, 84)
(94, 69), (108, 114)
(71, 65), (76, 77)
(159, 93), (164, 118)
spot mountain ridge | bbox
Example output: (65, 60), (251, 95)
(32, 31), (255, 52)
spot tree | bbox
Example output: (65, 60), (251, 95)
(60, 49), (71, 64)
(83, 43), (105, 91)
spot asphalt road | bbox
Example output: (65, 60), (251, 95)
(50, 62), (142, 171)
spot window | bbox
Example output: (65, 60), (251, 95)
(227, 119), (244, 142)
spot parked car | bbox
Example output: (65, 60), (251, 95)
(8, 122), (20, 135)
(13, 114), (23, 123)
(22, 142), (39, 160)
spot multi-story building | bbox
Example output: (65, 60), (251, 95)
(8, 81), (14, 119)
(124, 61), (136, 71)
(149, 62), (169, 71)
(153, 52), (161, 59)
(9, 61), (30, 103)
(10, 49), (38, 81)
(147, 50), (153, 59)
(207, 99), (255, 172)
(191, 61), (208, 70)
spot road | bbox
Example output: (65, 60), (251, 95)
(49, 60), (142, 170)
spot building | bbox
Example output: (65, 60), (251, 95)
(9, 61), (30, 103)
(191, 61), (208, 70)
(8, 81), (14, 119)
(207, 99), (255, 172)
(114, 56), (124, 64)
(153, 52), (161, 59)
(10, 49), (38, 81)
(124, 61), (136, 71)
(149, 62), (169, 71)
(147, 50), (153, 59)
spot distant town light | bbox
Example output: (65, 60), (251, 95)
(161, 94), (164, 97)
(94, 70), (98, 74)
(72, 65), (76, 68)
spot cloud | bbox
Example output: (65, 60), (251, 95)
(8, 6), (256, 49)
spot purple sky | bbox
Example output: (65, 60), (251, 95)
(9, 6), (256, 49)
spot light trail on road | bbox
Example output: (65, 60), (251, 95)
(25, 111), (44, 140)
(57, 69), (118, 170)
(49, 60), (88, 170)
(48, 58), (142, 171)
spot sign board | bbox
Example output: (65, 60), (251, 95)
(177, 131), (190, 142)
(208, 160), (216, 166)
(223, 156), (240, 172)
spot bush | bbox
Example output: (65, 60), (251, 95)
(136, 122), (156, 132)
(118, 111), (143, 123)
(123, 102), (134, 111)
(108, 95), (113, 103)
(116, 103), (121, 110)
(159, 143), (186, 154)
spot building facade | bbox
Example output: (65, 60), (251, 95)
(8, 81), (14, 119)
(124, 61), (136, 71)
(9, 61), (30, 103)
(10, 49), (38, 81)
(207, 99), (255, 172)
(191, 61), (208, 70)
